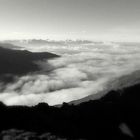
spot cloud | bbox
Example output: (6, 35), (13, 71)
(1, 43), (140, 106)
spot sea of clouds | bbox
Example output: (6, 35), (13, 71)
(0, 42), (140, 106)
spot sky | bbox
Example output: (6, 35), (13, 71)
(0, 0), (140, 41)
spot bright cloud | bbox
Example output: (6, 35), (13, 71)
(1, 43), (140, 106)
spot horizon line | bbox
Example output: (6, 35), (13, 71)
(0, 38), (140, 43)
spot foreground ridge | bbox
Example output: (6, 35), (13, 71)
(0, 83), (140, 140)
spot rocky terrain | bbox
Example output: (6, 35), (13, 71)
(0, 82), (140, 140)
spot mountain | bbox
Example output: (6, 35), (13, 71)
(3, 39), (95, 47)
(0, 83), (140, 139)
(70, 70), (140, 105)
(0, 46), (58, 75)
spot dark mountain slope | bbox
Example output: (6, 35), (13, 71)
(0, 83), (140, 139)
(0, 46), (58, 77)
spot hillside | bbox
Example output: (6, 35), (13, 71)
(0, 46), (58, 83)
(0, 83), (140, 139)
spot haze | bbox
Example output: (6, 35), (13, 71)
(0, 0), (140, 41)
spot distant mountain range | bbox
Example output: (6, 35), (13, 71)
(3, 39), (140, 46)
(2, 39), (103, 48)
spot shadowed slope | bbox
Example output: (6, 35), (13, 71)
(0, 46), (58, 75)
(0, 83), (140, 139)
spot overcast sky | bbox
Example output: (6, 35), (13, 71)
(0, 0), (140, 41)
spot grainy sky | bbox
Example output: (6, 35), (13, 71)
(0, 0), (140, 41)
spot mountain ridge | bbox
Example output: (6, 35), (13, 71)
(0, 46), (58, 76)
(0, 82), (140, 139)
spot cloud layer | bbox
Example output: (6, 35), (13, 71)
(1, 43), (140, 106)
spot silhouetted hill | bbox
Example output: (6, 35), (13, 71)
(0, 46), (58, 76)
(0, 83), (140, 139)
